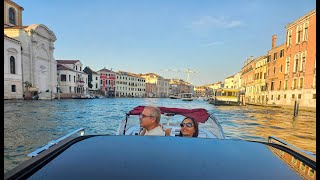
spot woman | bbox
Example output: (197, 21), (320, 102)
(179, 117), (199, 137)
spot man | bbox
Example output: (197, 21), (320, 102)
(139, 106), (165, 136)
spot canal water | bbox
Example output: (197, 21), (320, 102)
(4, 98), (316, 173)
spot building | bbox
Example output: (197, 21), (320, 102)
(4, 34), (23, 99)
(282, 9), (316, 108)
(56, 60), (88, 95)
(241, 56), (256, 104)
(233, 72), (242, 90)
(115, 71), (146, 97)
(224, 75), (235, 89)
(266, 35), (286, 105)
(253, 55), (268, 104)
(4, 0), (58, 95)
(91, 71), (101, 92)
(140, 73), (170, 98)
(97, 68), (116, 97)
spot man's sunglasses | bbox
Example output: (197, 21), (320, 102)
(139, 114), (154, 119)
(180, 123), (194, 128)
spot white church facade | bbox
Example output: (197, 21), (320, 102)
(4, 0), (58, 99)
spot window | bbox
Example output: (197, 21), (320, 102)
(279, 49), (284, 58)
(292, 94), (295, 98)
(80, 67), (82, 71)
(271, 95), (273, 100)
(298, 94), (301, 99)
(273, 52), (277, 60)
(100, 79), (102, 84)
(287, 30), (292, 46)
(278, 95), (280, 100)
(293, 79), (297, 89)
(303, 22), (309, 41)
(300, 52), (306, 71)
(96, 77), (98, 80)
(298, 78), (303, 89)
(10, 56), (15, 74)
(285, 57), (290, 74)
(96, 83), (98, 88)
(279, 81), (281, 90)
(69, 75), (71, 82)
(296, 25), (302, 43)
(280, 65), (282, 72)
(9, 8), (16, 25)
(74, 76), (76, 82)
(273, 67), (276, 74)
(11, 85), (16, 92)
(284, 94), (286, 98)
(313, 94), (316, 99)
(61, 74), (67, 81)
(271, 82), (274, 91)
(294, 54), (299, 72)
(76, 66), (77, 70)
(284, 80), (288, 90)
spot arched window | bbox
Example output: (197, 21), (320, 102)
(9, 8), (16, 25)
(10, 56), (15, 74)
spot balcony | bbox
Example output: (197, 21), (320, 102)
(77, 80), (85, 86)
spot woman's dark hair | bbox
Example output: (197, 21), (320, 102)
(179, 117), (199, 137)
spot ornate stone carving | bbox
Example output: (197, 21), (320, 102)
(40, 65), (47, 74)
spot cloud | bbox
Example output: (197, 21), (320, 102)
(190, 16), (242, 29)
(205, 41), (224, 46)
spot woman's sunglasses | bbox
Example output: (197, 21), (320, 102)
(180, 123), (194, 128)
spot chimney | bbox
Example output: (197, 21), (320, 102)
(272, 34), (277, 49)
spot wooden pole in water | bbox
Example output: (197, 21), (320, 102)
(293, 100), (299, 117)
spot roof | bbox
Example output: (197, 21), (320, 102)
(4, 26), (28, 29)
(57, 64), (75, 72)
(98, 68), (113, 72)
(56, 60), (80, 64)
(5, 0), (24, 10)
(4, 34), (20, 44)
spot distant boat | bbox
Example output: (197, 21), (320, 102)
(181, 93), (193, 101)
(209, 88), (240, 106)
(169, 94), (181, 99)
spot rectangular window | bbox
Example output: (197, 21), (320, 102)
(280, 65), (282, 72)
(273, 67), (276, 74)
(279, 81), (281, 90)
(69, 75), (71, 82)
(287, 30), (292, 46)
(313, 94), (316, 99)
(11, 85), (16, 92)
(284, 94), (286, 98)
(298, 94), (301, 99)
(61, 74), (66, 81)
(294, 54), (299, 72)
(303, 22), (309, 41)
(74, 76), (76, 82)
(274, 52), (277, 60)
(280, 49), (284, 58)
(299, 78), (303, 89)
(293, 79), (297, 89)
(271, 95), (273, 100)
(285, 57), (290, 74)
(284, 80), (288, 90)
(300, 52), (306, 71)
(271, 82), (274, 91)
(278, 95), (280, 100)
(292, 94), (295, 98)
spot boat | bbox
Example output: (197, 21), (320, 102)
(181, 93), (193, 101)
(169, 94), (181, 99)
(4, 106), (316, 180)
(209, 88), (241, 106)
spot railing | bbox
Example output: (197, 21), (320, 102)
(268, 136), (316, 158)
(27, 128), (85, 157)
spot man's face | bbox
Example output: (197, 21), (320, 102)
(139, 108), (156, 128)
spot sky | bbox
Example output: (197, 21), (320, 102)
(14, 0), (316, 86)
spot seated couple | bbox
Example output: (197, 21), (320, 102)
(139, 106), (198, 137)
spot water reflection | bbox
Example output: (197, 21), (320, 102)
(4, 99), (316, 173)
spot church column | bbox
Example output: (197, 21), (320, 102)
(30, 31), (37, 88)
(49, 43), (55, 93)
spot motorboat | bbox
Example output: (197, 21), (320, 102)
(4, 106), (316, 180)
(209, 88), (241, 106)
(181, 93), (193, 101)
(169, 94), (181, 99)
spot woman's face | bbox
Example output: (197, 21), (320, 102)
(180, 118), (195, 137)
